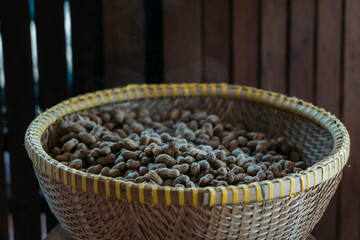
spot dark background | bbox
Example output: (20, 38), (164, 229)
(0, 0), (359, 239)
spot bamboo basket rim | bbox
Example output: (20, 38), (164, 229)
(25, 83), (350, 206)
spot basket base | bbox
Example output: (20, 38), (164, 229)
(46, 224), (318, 240)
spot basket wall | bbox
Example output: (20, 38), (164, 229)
(35, 167), (342, 240)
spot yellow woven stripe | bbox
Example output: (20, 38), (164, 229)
(142, 85), (150, 98)
(80, 96), (90, 109)
(139, 184), (145, 204)
(105, 90), (114, 103)
(181, 84), (189, 97)
(37, 153), (40, 170)
(170, 84), (177, 98)
(94, 176), (99, 195)
(160, 85), (167, 98)
(114, 89), (123, 102)
(47, 113), (56, 122)
(88, 93), (98, 106)
(246, 89), (252, 101)
(63, 169), (68, 186)
(284, 99), (291, 111)
(280, 181), (285, 197)
(73, 98), (83, 111)
(334, 158), (338, 176)
(176, 188), (184, 206)
(126, 183), (132, 202)
(221, 84), (227, 99)
(71, 171), (76, 190)
(48, 163), (52, 179)
(229, 186), (239, 204)
(82, 175), (87, 192)
(126, 88), (133, 100)
(320, 166), (326, 182)
(306, 172), (311, 190)
(210, 84), (217, 97)
(69, 103), (76, 113)
(290, 100), (298, 113)
(253, 183), (262, 201)
(243, 185), (249, 203)
(151, 85), (158, 98)
(235, 86), (242, 100)
(268, 182), (274, 200)
(201, 84), (207, 97)
(42, 158), (46, 174)
(56, 166), (60, 183)
(290, 178), (295, 195)
(220, 187), (228, 205)
(304, 108), (312, 118)
(313, 170), (318, 186)
(311, 111), (318, 123)
(105, 179), (111, 197)
(254, 90), (261, 103)
(62, 104), (70, 114)
(134, 87), (141, 99)
(97, 92), (106, 104)
(165, 187), (171, 205)
(190, 84), (196, 97)
(277, 97), (284, 109)
(192, 188), (198, 207)
(261, 91), (270, 104)
(152, 186), (158, 205)
(208, 187), (216, 206)
(115, 181), (121, 199)
(269, 95), (276, 105)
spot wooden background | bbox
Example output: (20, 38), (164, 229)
(0, 0), (359, 239)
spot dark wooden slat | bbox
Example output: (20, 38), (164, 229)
(0, 0), (41, 239)
(0, 91), (8, 240)
(144, 0), (163, 84)
(102, 0), (145, 88)
(204, 0), (230, 83)
(341, 0), (360, 239)
(315, 0), (342, 117)
(70, 0), (104, 95)
(261, 0), (287, 93)
(35, 0), (68, 109)
(163, 0), (202, 83)
(313, 1), (342, 239)
(232, 0), (259, 87)
(289, 0), (315, 102)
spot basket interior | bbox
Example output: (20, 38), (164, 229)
(42, 96), (333, 168)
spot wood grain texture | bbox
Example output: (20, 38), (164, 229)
(341, 0), (360, 239)
(261, 0), (287, 93)
(163, 0), (202, 83)
(70, 0), (104, 95)
(204, 0), (230, 83)
(312, 1), (342, 239)
(289, 0), (315, 102)
(232, 0), (259, 87)
(35, 0), (68, 109)
(0, 0), (41, 239)
(102, 0), (145, 88)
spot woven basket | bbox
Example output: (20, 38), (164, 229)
(25, 84), (350, 240)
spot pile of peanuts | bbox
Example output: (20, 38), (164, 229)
(49, 106), (308, 188)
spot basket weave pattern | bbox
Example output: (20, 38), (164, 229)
(25, 84), (350, 240)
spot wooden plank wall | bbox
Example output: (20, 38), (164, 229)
(0, 0), (41, 239)
(0, 0), (359, 239)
